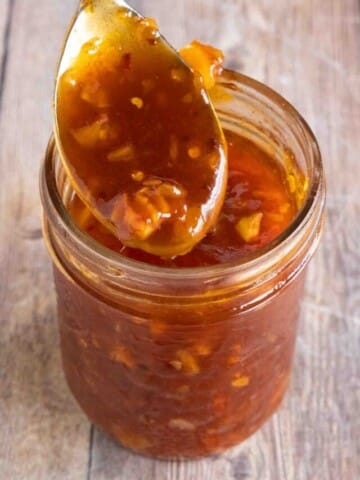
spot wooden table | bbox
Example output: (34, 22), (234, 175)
(0, 1), (359, 478)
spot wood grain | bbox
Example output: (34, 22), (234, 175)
(0, 0), (12, 108)
(0, 1), (90, 479)
(0, 0), (359, 479)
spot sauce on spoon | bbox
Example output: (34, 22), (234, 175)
(55, 0), (227, 257)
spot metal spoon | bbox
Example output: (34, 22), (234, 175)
(53, 0), (227, 257)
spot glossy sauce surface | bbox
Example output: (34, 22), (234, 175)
(69, 130), (297, 267)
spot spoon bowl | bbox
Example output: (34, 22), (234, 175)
(54, 0), (228, 257)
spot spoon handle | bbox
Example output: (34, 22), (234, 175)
(80, 0), (132, 11)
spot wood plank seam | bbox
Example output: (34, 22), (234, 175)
(0, 0), (15, 114)
(87, 424), (95, 480)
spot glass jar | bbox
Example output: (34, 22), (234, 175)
(40, 70), (325, 459)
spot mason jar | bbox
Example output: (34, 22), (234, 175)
(40, 70), (325, 459)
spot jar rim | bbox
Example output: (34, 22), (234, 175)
(41, 69), (325, 283)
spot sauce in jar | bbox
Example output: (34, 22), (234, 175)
(42, 11), (325, 457)
(44, 119), (315, 458)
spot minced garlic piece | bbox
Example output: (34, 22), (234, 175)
(131, 97), (144, 109)
(157, 182), (186, 199)
(131, 194), (168, 239)
(236, 213), (263, 243)
(107, 144), (135, 162)
(169, 418), (195, 431)
(131, 170), (145, 182)
(169, 360), (183, 371)
(109, 346), (135, 368)
(176, 349), (200, 375)
(111, 179), (186, 241)
(78, 338), (88, 349)
(232, 375), (250, 388)
(81, 83), (109, 108)
(72, 118), (117, 148)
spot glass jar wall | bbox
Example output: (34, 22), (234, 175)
(40, 70), (325, 459)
